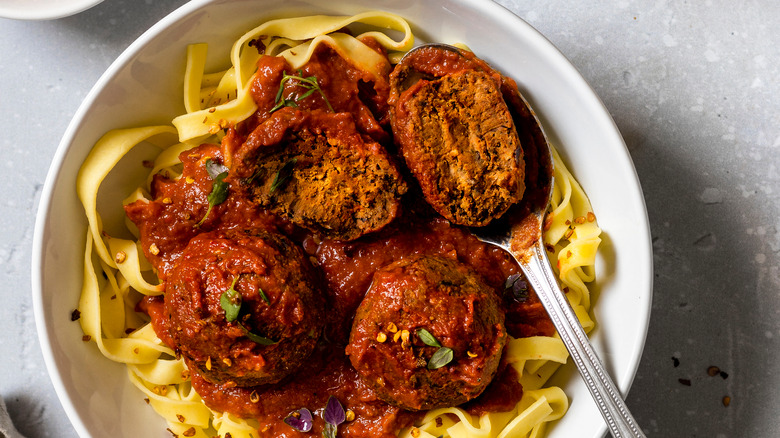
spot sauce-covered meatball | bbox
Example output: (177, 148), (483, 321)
(165, 228), (324, 387)
(390, 46), (526, 227)
(346, 255), (506, 411)
(235, 110), (407, 241)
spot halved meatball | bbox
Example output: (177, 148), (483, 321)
(345, 255), (506, 411)
(390, 46), (527, 227)
(165, 228), (324, 386)
(237, 110), (407, 241)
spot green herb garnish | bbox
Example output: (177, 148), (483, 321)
(416, 328), (454, 369)
(427, 347), (454, 370)
(258, 287), (270, 305)
(270, 70), (334, 113)
(416, 328), (442, 347)
(220, 275), (276, 345)
(270, 157), (297, 193)
(239, 323), (277, 345)
(219, 276), (242, 322)
(197, 159), (229, 226)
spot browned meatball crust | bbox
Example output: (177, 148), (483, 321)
(345, 255), (507, 411)
(237, 110), (407, 241)
(165, 228), (324, 387)
(389, 46), (530, 227)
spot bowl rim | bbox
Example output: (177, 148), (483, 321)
(0, 0), (104, 20)
(31, 0), (653, 436)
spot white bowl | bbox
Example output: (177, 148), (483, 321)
(0, 0), (103, 20)
(32, 0), (653, 437)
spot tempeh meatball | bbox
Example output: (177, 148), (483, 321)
(346, 255), (507, 411)
(165, 228), (324, 387)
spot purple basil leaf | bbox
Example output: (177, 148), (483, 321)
(504, 273), (529, 302)
(284, 407), (313, 432)
(323, 395), (345, 426)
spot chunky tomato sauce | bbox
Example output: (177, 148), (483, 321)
(128, 40), (553, 438)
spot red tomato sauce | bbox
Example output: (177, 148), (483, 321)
(128, 41), (553, 438)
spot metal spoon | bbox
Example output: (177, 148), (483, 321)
(470, 147), (647, 438)
(467, 63), (647, 438)
(395, 43), (645, 437)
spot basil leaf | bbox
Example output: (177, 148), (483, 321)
(238, 322), (276, 345)
(284, 408), (313, 432)
(219, 276), (241, 322)
(427, 347), (454, 370)
(416, 328), (442, 348)
(197, 162), (230, 226)
(504, 273), (529, 302)
(323, 395), (346, 426)
(270, 157), (297, 193)
(208, 171), (230, 206)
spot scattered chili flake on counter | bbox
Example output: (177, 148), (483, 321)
(71, 309), (81, 321)
(678, 378), (691, 386)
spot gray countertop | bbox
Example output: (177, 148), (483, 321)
(1, 0), (777, 436)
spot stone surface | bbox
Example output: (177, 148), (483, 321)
(0, 0), (777, 437)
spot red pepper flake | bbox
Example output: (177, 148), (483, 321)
(707, 366), (720, 377)
(71, 309), (81, 321)
(720, 371), (729, 379)
(722, 396), (731, 407)
(678, 378), (692, 386)
(248, 37), (266, 54)
(543, 215), (553, 231)
(672, 356), (680, 367)
(142, 160), (155, 169)
(166, 428), (178, 437)
(82, 335), (91, 342)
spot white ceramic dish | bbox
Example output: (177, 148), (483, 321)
(32, 0), (652, 437)
(0, 0), (103, 20)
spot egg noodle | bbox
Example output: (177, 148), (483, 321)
(76, 11), (601, 438)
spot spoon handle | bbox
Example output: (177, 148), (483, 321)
(518, 240), (646, 438)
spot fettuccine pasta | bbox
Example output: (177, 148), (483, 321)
(76, 11), (601, 438)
